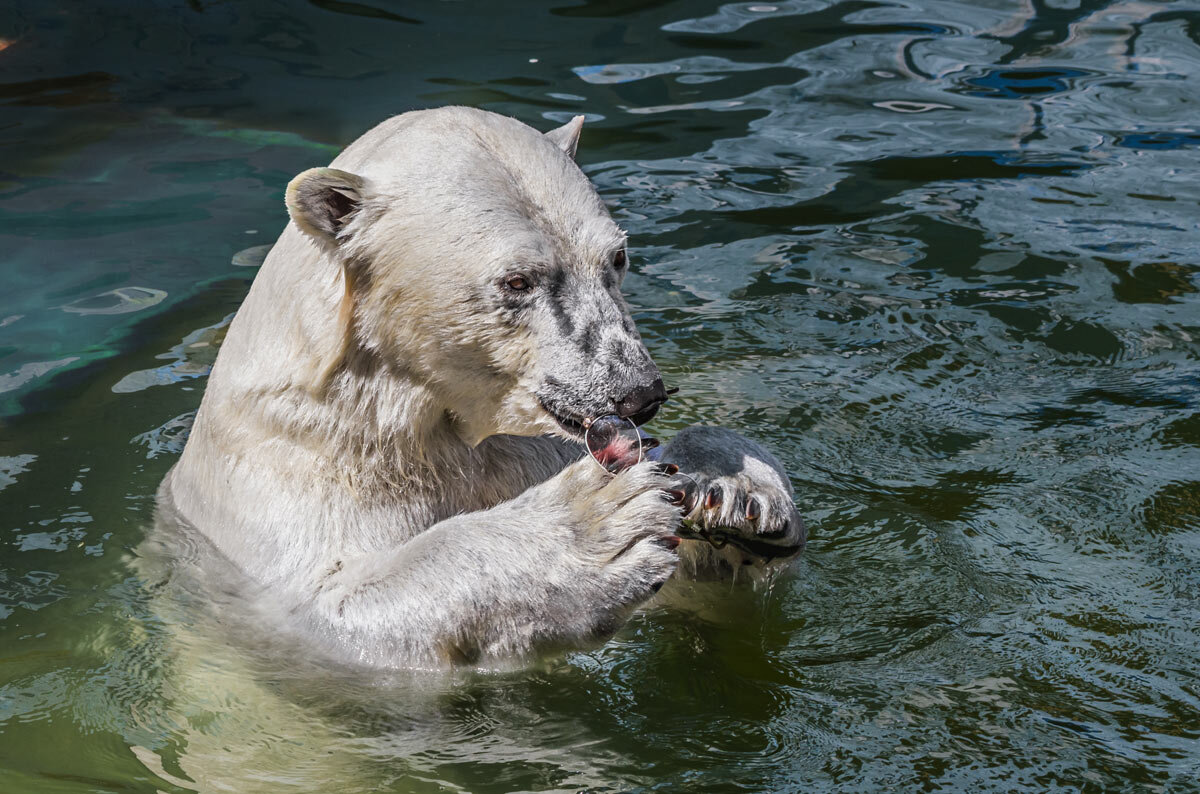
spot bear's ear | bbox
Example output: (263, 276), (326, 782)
(544, 115), (585, 160)
(286, 167), (370, 247)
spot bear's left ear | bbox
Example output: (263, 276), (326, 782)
(544, 115), (585, 160)
(286, 167), (370, 247)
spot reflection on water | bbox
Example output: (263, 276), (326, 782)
(2, 0), (1199, 791)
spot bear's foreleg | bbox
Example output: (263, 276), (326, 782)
(306, 457), (683, 667)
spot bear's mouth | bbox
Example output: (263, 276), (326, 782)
(537, 397), (588, 439)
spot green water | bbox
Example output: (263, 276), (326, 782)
(2, 1), (1200, 791)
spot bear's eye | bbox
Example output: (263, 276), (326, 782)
(613, 250), (627, 271)
(503, 274), (533, 292)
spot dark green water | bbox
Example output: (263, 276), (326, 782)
(3, 1), (1200, 791)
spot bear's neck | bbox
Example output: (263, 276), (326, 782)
(317, 351), (477, 494)
(200, 237), (484, 502)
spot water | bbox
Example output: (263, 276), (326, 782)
(2, 0), (1200, 790)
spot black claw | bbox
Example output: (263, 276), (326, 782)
(746, 497), (761, 523)
(704, 485), (723, 510)
(664, 489), (686, 505)
(657, 535), (681, 551)
(655, 462), (679, 476)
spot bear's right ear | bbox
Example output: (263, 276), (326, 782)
(286, 167), (369, 247)
(544, 115), (584, 160)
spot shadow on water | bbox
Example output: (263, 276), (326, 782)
(2, 0), (1200, 791)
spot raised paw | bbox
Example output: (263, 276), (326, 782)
(592, 460), (684, 584)
(660, 426), (806, 570)
(546, 457), (684, 635)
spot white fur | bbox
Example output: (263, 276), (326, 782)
(163, 106), (802, 669)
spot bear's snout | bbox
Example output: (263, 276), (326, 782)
(614, 378), (668, 427)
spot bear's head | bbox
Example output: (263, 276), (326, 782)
(283, 107), (666, 446)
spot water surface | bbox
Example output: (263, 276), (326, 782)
(2, 1), (1199, 791)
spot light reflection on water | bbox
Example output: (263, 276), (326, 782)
(1, 0), (1199, 791)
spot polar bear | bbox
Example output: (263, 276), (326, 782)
(161, 106), (805, 668)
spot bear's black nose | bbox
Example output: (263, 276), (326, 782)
(614, 379), (668, 426)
